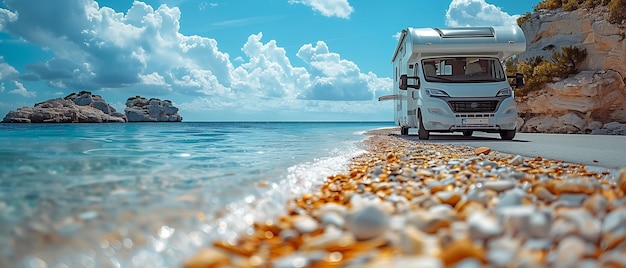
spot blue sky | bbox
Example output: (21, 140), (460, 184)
(0, 0), (539, 121)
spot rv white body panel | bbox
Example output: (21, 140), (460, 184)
(388, 26), (526, 139)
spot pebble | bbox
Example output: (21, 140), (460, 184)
(467, 212), (502, 241)
(320, 211), (345, 228)
(509, 155), (525, 166)
(474, 147), (491, 155)
(293, 215), (318, 234)
(346, 204), (389, 240)
(483, 180), (515, 193)
(495, 188), (526, 208)
(183, 248), (230, 268)
(183, 131), (626, 268)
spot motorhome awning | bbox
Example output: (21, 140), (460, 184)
(378, 95), (399, 101)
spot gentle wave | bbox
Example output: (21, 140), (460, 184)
(0, 121), (394, 267)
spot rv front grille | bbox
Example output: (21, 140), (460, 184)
(447, 100), (499, 113)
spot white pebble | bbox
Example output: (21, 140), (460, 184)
(468, 211), (502, 241)
(483, 180), (515, 193)
(293, 215), (319, 234)
(347, 204), (389, 240)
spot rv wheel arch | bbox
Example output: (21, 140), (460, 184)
(417, 110), (429, 140)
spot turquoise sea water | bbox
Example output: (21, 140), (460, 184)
(0, 121), (394, 267)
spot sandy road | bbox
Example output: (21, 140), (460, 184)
(397, 131), (626, 171)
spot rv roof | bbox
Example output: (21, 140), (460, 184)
(390, 26), (526, 62)
(434, 27), (494, 38)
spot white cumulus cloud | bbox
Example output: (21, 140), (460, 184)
(288, 0), (354, 19)
(0, 56), (18, 80)
(9, 81), (35, 97)
(0, 0), (391, 117)
(296, 41), (390, 101)
(445, 0), (519, 27)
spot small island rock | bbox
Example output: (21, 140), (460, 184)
(124, 96), (183, 122)
(2, 91), (126, 123)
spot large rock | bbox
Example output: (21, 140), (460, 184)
(517, 6), (626, 134)
(124, 96), (182, 122)
(2, 91), (126, 123)
(520, 6), (626, 75)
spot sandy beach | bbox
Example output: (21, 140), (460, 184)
(184, 128), (626, 267)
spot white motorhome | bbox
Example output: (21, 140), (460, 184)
(380, 26), (526, 140)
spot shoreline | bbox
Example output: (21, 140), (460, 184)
(185, 128), (626, 267)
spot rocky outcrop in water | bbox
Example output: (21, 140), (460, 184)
(124, 96), (182, 122)
(517, 6), (626, 134)
(2, 91), (126, 123)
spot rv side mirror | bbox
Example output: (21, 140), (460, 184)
(508, 73), (525, 88)
(399, 74), (408, 90)
(399, 74), (420, 90)
(515, 73), (524, 88)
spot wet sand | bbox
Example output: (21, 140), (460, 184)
(184, 128), (626, 267)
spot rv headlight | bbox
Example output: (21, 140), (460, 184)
(496, 88), (512, 97)
(426, 88), (450, 97)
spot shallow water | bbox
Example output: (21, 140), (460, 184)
(0, 121), (394, 267)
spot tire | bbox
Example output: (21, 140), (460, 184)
(418, 112), (429, 140)
(400, 127), (408, 135)
(462, 130), (473, 137)
(500, 130), (516, 140)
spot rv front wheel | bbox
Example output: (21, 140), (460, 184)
(499, 130), (515, 140)
(418, 112), (429, 140)
(462, 130), (473, 137)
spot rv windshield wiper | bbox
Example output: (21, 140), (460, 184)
(465, 78), (503, 83)
(426, 76), (454, 82)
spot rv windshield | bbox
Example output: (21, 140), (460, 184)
(422, 57), (506, 83)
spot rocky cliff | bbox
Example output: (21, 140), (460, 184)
(2, 91), (126, 123)
(517, 6), (626, 134)
(124, 96), (183, 122)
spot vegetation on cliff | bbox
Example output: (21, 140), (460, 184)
(506, 46), (588, 96)
(522, 0), (626, 24)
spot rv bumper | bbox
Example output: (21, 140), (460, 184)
(422, 97), (518, 132)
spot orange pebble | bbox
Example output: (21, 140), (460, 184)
(617, 169), (626, 194)
(439, 239), (486, 266)
(475, 147), (491, 155)
(184, 248), (231, 268)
